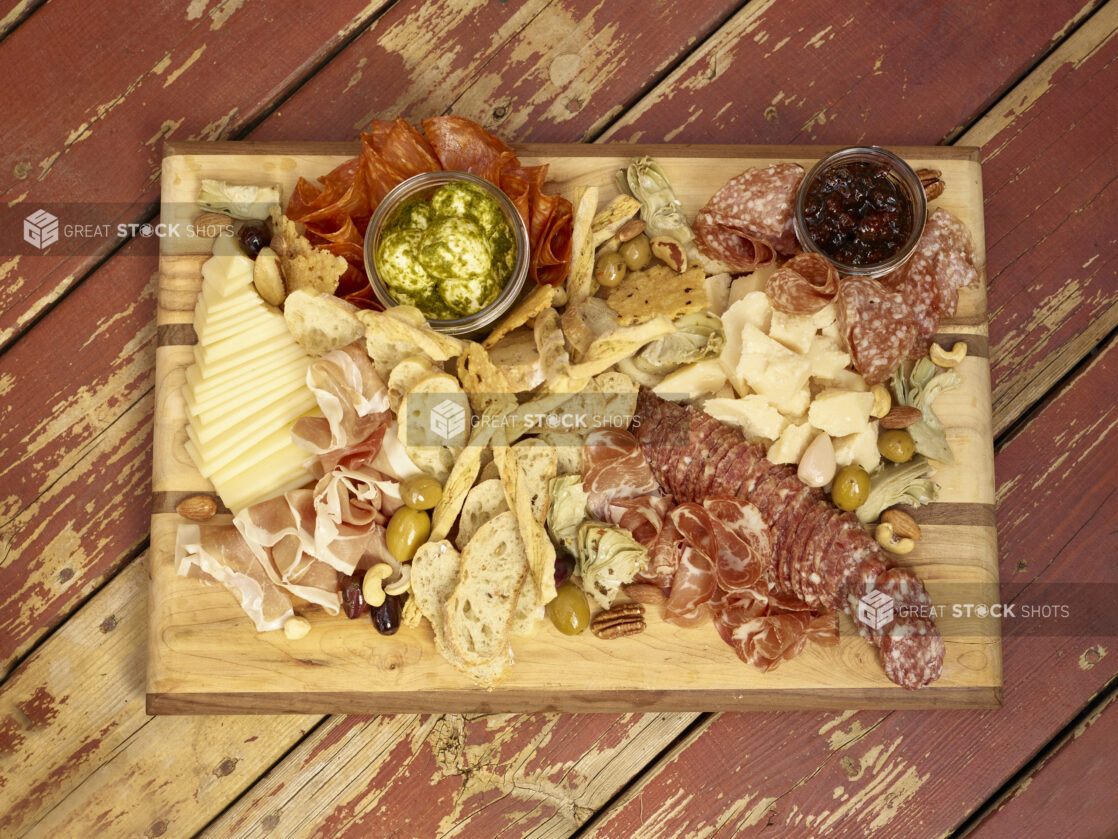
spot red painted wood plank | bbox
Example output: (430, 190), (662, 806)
(580, 336), (1118, 838)
(599, 0), (1102, 146)
(250, 0), (741, 143)
(0, 0), (390, 350)
(965, 692), (1118, 839)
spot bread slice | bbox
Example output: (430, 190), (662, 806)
(443, 511), (527, 667)
(411, 540), (510, 684)
(455, 479), (509, 551)
(282, 290), (363, 356)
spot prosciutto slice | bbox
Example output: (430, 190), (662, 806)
(581, 428), (662, 521)
(175, 524), (294, 632)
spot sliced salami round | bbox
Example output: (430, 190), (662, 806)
(766, 252), (840, 315)
(836, 276), (917, 385)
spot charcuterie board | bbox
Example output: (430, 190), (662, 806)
(149, 142), (999, 714)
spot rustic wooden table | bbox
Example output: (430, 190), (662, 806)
(1, 1), (1115, 836)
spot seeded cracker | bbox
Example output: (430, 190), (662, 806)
(606, 264), (710, 325)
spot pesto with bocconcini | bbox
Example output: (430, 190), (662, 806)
(374, 181), (516, 320)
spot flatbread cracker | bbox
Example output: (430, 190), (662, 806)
(486, 328), (544, 392)
(481, 284), (557, 349)
(494, 445), (558, 605)
(456, 341), (518, 415)
(591, 194), (642, 247)
(567, 316), (676, 379)
(605, 265), (710, 325)
(565, 185), (599, 308)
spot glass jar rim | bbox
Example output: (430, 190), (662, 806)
(793, 146), (927, 279)
(362, 170), (531, 337)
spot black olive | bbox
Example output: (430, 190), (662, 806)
(553, 547), (577, 588)
(339, 572), (368, 619)
(238, 222), (270, 257)
(372, 593), (403, 635)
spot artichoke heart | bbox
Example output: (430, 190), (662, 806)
(198, 178), (280, 220)
(577, 522), (649, 609)
(891, 358), (961, 464)
(616, 156), (698, 257)
(546, 475), (591, 558)
(617, 311), (725, 384)
(856, 456), (939, 523)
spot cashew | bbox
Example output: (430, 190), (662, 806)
(361, 563), (393, 607)
(649, 235), (687, 272)
(283, 615), (311, 640)
(384, 564), (411, 597)
(870, 384), (892, 419)
(875, 522), (915, 555)
(930, 340), (967, 368)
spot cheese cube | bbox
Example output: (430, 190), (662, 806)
(812, 303), (837, 331)
(738, 291), (773, 333)
(704, 395), (788, 442)
(834, 423), (882, 472)
(813, 367), (869, 392)
(769, 311), (817, 355)
(705, 273), (732, 316)
(653, 359), (728, 402)
(767, 422), (816, 464)
(728, 267), (771, 305)
(718, 298), (750, 394)
(807, 335), (852, 381)
(808, 388), (874, 437)
(821, 320), (841, 342)
(737, 325), (812, 414)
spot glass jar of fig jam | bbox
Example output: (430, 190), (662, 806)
(793, 146), (926, 278)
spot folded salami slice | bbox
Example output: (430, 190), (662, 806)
(693, 163), (804, 271)
(836, 276), (917, 385)
(880, 207), (980, 357)
(766, 252), (840, 315)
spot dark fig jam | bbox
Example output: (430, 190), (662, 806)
(801, 161), (914, 267)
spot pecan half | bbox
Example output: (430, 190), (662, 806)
(591, 602), (646, 639)
(916, 168), (945, 201)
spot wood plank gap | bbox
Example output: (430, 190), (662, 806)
(942, 0), (1109, 144)
(0, 0), (401, 359)
(188, 714), (334, 839)
(569, 712), (715, 839)
(0, 0), (48, 43)
(950, 671), (1118, 839)
(993, 325), (1117, 455)
(0, 537), (149, 693)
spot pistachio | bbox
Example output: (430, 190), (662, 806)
(649, 235), (688, 272)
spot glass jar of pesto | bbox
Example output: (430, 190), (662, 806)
(364, 171), (530, 336)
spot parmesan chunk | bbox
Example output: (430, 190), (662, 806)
(704, 395), (788, 442)
(767, 422), (816, 464)
(808, 388), (874, 437)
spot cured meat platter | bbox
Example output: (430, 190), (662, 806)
(149, 142), (999, 713)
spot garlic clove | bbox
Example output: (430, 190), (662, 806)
(798, 432), (836, 488)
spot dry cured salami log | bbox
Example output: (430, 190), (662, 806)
(692, 163), (804, 271)
(631, 391), (944, 689)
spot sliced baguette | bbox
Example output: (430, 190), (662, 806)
(443, 511), (526, 667)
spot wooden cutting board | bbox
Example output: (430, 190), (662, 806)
(149, 142), (999, 714)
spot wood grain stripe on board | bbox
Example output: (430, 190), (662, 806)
(578, 336), (1118, 839)
(0, 556), (321, 838)
(156, 323), (197, 347)
(0, 0), (394, 351)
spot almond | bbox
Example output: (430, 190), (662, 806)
(881, 508), (922, 540)
(193, 212), (233, 239)
(879, 405), (923, 429)
(176, 494), (217, 521)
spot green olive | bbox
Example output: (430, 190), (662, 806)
(547, 582), (591, 635)
(831, 465), (871, 512)
(386, 507), (430, 563)
(878, 429), (916, 463)
(618, 233), (652, 271)
(400, 474), (443, 511)
(594, 251), (628, 288)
